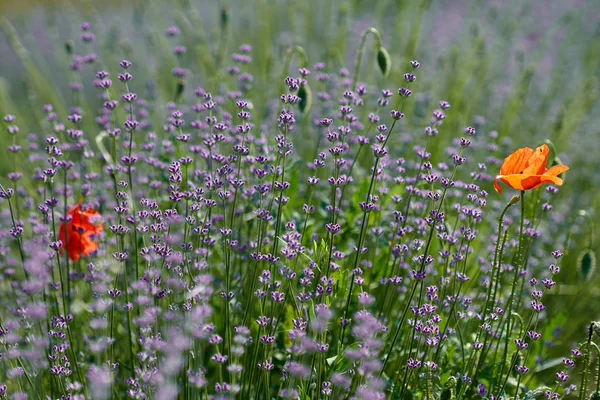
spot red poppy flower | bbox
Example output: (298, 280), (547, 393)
(493, 144), (569, 193)
(58, 203), (103, 261)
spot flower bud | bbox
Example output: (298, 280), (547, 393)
(579, 250), (596, 281)
(297, 84), (312, 114)
(376, 47), (391, 78)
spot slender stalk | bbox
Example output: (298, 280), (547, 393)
(0, 183), (26, 270)
(351, 27), (383, 92)
(279, 46), (308, 95)
(269, 123), (290, 269)
(385, 144), (466, 387)
(63, 169), (71, 313)
(465, 196), (519, 384)
(340, 89), (411, 345)
(579, 323), (595, 400)
(493, 190), (527, 397)
(124, 81), (140, 282)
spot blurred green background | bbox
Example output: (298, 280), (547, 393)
(0, 0), (599, 366)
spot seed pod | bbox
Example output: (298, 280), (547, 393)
(65, 40), (74, 54)
(220, 7), (229, 31)
(440, 388), (454, 400)
(175, 79), (185, 102)
(133, 5), (145, 28)
(592, 321), (600, 338)
(551, 156), (563, 167)
(377, 47), (391, 78)
(297, 84), (312, 114)
(441, 376), (457, 400)
(579, 250), (596, 281)
(120, 40), (133, 58)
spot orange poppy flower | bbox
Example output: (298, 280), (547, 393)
(58, 203), (103, 261)
(493, 144), (569, 193)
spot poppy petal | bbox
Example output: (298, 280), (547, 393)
(70, 205), (103, 234)
(540, 174), (563, 186)
(522, 145), (549, 175)
(499, 147), (534, 175)
(58, 222), (67, 246)
(65, 230), (97, 261)
(493, 177), (503, 193)
(545, 164), (569, 177)
(519, 174), (544, 190)
(60, 203), (102, 261)
(520, 174), (563, 191)
(495, 145), (568, 194)
(498, 174), (541, 191)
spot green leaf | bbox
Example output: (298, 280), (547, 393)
(326, 355), (338, 366)
(533, 357), (564, 373)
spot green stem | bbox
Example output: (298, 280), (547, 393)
(394, 147), (468, 396)
(0, 183), (26, 270)
(467, 196), (519, 384)
(593, 341), (600, 393)
(280, 46), (308, 95)
(579, 324), (595, 400)
(494, 190), (527, 397)
(351, 27), (383, 92)
(63, 168), (71, 314)
(122, 254), (136, 373)
(341, 88), (411, 346)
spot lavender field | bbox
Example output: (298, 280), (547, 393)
(0, 0), (599, 399)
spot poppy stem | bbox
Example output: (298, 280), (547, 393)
(279, 45), (308, 96)
(495, 190), (526, 397)
(351, 27), (383, 92)
(48, 181), (68, 315)
(578, 323), (595, 400)
(63, 169), (71, 314)
(577, 210), (595, 250)
(447, 195), (518, 387)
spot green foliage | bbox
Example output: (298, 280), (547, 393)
(0, 1), (599, 398)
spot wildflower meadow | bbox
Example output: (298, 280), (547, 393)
(0, 0), (599, 399)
